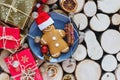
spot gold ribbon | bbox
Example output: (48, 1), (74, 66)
(0, 27), (19, 49)
(0, 0), (30, 22)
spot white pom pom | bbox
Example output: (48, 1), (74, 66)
(32, 12), (38, 19)
(12, 61), (19, 68)
(36, 3), (41, 8)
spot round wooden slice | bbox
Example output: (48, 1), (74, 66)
(112, 13), (120, 25)
(97, 0), (120, 14)
(115, 64), (120, 80)
(46, 0), (57, 5)
(101, 55), (117, 72)
(119, 25), (120, 32)
(83, 0), (97, 17)
(73, 13), (88, 30)
(78, 32), (85, 44)
(85, 30), (103, 60)
(101, 29), (120, 54)
(116, 52), (120, 62)
(62, 58), (76, 73)
(75, 0), (85, 13)
(63, 74), (75, 80)
(101, 73), (115, 80)
(0, 72), (10, 80)
(90, 13), (110, 32)
(75, 59), (101, 80)
(0, 50), (10, 73)
(39, 62), (63, 80)
(42, 4), (50, 12)
(72, 44), (87, 61)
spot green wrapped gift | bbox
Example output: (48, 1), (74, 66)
(0, 0), (35, 29)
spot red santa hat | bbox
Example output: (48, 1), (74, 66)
(35, 11), (54, 30)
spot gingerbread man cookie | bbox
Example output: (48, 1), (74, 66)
(36, 12), (69, 58)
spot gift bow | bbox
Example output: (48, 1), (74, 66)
(11, 64), (38, 80)
(0, 27), (19, 49)
(21, 67), (37, 80)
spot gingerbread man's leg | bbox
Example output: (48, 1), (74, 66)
(59, 40), (69, 53)
(50, 49), (61, 58)
(51, 52), (61, 58)
(61, 47), (69, 53)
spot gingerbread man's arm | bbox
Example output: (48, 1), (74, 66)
(57, 29), (66, 38)
(40, 37), (47, 45)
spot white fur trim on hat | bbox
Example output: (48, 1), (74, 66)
(38, 17), (54, 30)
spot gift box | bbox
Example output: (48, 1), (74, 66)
(5, 49), (43, 80)
(0, 26), (20, 50)
(0, 0), (35, 29)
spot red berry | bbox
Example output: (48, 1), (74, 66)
(41, 45), (49, 54)
(41, 0), (48, 3)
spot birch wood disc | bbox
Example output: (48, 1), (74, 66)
(83, 1), (97, 17)
(72, 44), (87, 61)
(101, 55), (117, 71)
(0, 73), (10, 80)
(115, 64), (120, 80)
(116, 52), (120, 62)
(101, 73), (115, 80)
(112, 13), (120, 25)
(97, 0), (120, 14)
(101, 29), (120, 54)
(73, 13), (88, 30)
(0, 50), (10, 73)
(63, 74), (75, 80)
(42, 5), (50, 12)
(85, 30), (103, 60)
(90, 13), (110, 32)
(78, 32), (85, 44)
(62, 59), (76, 73)
(75, 59), (101, 80)
(119, 25), (120, 32)
(39, 62), (63, 80)
(75, 0), (85, 13)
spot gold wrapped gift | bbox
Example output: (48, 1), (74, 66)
(0, 0), (35, 29)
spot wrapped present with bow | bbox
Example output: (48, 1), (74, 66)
(5, 49), (43, 80)
(0, 26), (20, 50)
(0, 0), (35, 29)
